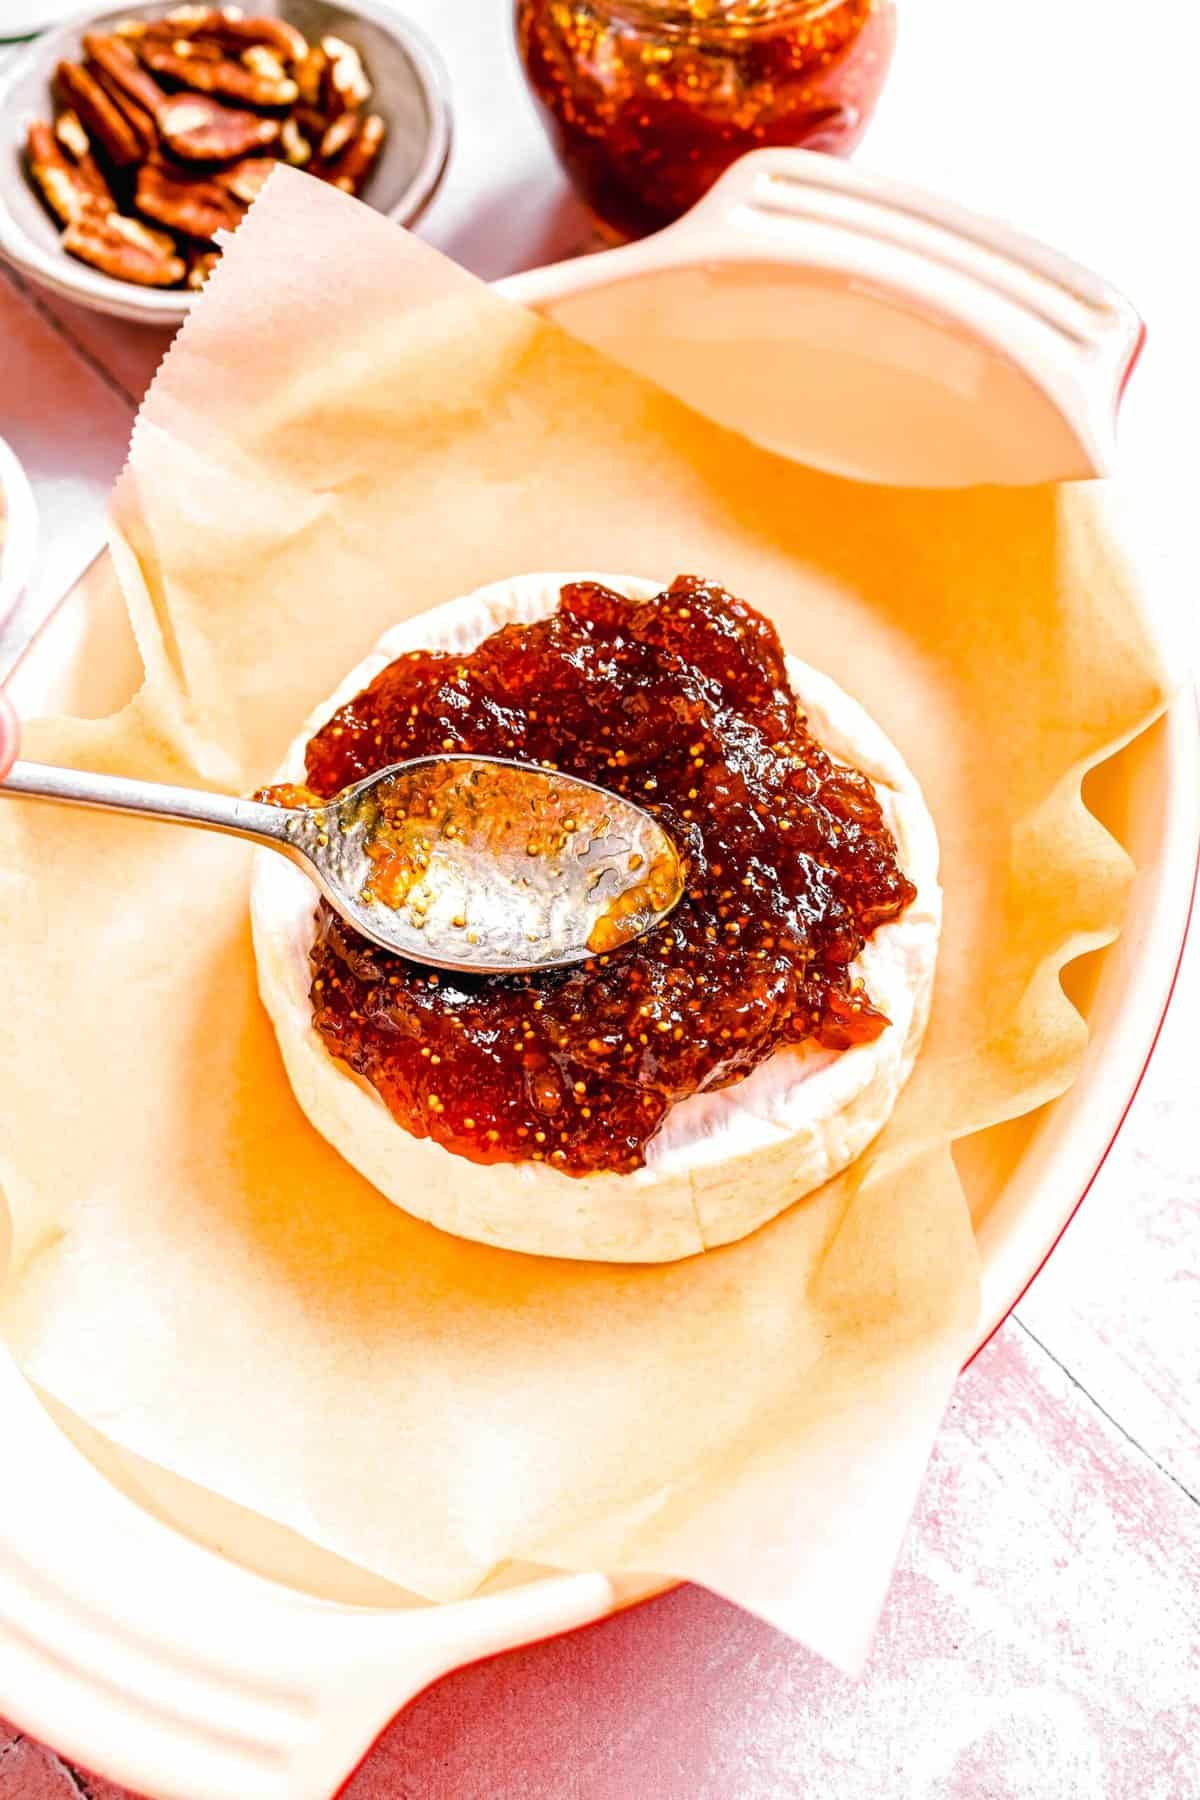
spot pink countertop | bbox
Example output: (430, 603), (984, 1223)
(1, 1), (1197, 1795)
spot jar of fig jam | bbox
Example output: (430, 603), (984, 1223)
(515, 0), (896, 239)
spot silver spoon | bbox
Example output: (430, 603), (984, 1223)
(1, 754), (684, 974)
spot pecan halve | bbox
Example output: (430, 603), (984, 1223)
(53, 111), (115, 202)
(55, 60), (142, 167)
(321, 36), (370, 111)
(159, 93), (280, 161)
(87, 65), (159, 157)
(135, 160), (244, 240)
(83, 33), (167, 120)
(139, 42), (298, 107)
(212, 154), (275, 204)
(26, 119), (103, 224)
(164, 9), (307, 66)
(320, 113), (385, 196)
(63, 197), (185, 286)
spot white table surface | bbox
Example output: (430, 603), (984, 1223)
(1, 4), (1197, 1797)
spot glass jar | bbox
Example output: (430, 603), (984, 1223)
(515, 0), (896, 240)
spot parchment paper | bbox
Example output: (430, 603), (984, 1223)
(0, 170), (1167, 1671)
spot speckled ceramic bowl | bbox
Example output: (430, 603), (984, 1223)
(0, 0), (450, 324)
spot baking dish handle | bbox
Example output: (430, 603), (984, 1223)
(517, 147), (1143, 479)
(0, 1359), (618, 1800)
(672, 149), (1144, 475)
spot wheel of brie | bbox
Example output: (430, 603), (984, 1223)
(251, 573), (941, 1263)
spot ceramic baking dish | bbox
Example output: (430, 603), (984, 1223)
(0, 150), (1195, 1800)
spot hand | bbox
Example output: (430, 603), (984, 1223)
(0, 691), (17, 779)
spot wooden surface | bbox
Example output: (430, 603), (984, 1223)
(1, 1), (1197, 1795)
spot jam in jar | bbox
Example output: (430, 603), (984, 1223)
(292, 578), (916, 1179)
(515, 0), (896, 239)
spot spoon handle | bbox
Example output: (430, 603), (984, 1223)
(1, 759), (294, 849)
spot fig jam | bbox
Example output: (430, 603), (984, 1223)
(299, 578), (915, 1177)
(516, 0), (896, 239)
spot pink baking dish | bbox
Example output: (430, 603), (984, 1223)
(0, 149), (1195, 1800)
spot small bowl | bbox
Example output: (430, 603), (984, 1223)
(0, 0), (451, 326)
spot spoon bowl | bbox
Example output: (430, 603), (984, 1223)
(1, 752), (685, 974)
(275, 755), (684, 972)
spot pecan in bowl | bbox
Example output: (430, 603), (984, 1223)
(0, 2), (450, 320)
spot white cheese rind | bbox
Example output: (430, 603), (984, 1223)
(250, 574), (941, 1262)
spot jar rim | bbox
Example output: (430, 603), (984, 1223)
(597, 0), (857, 34)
